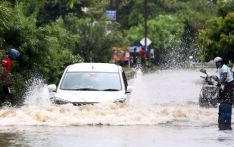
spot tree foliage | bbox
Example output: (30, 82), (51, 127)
(199, 12), (234, 62)
(0, 0), (231, 105)
(115, 0), (218, 64)
(198, 0), (234, 62)
(126, 15), (184, 63)
(217, 0), (234, 17)
(0, 1), (13, 45)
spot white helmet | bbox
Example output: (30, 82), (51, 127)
(214, 57), (223, 63)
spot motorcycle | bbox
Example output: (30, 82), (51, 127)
(199, 69), (222, 107)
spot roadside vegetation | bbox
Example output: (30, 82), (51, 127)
(0, 0), (233, 105)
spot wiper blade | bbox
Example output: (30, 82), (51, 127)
(75, 88), (100, 91)
(102, 89), (119, 91)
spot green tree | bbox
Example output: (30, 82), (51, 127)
(116, 0), (217, 63)
(0, 1), (13, 45)
(126, 15), (184, 64)
(198, 12), (234, 62)
(0, 1), (13, 29)
(36, 0), (105, 25)
(1, 3), (83, 105)
(66, 16), (123, 62)
(217, 0), (234, 17)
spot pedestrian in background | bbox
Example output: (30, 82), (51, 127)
(140, 47), (146, 65)
(1, 60), (11, 105)
(1, 50), (13, 106)
(132, 48), (138, 67)
(1, 48), (20, 106)
(232, 65), (234, 79)
(150, 48), (155, 64)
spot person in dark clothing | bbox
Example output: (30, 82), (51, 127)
(132, 48), (138, 67)
(232, 65), (234, 79)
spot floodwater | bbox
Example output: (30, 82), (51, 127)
(0, 68), (233, 147)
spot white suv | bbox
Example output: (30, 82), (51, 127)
(48, 63), (133, 105)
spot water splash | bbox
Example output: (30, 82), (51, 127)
(129, 68), (203, 106)
(0, 68), (224, 128)
(23, 77), (51, 106)
(129, 69), (152, 107)
(0, 103), (229, 127)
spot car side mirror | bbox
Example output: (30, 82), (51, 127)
(126, 85), (133, 93)
(48, 84), (57, 92)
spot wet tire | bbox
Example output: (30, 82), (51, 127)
(210, 98), (218, 108)
(199, 97), (209, 107)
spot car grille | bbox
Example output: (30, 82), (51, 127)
(71, 102), (99, 106)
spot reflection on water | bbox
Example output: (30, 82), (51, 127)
(0, 68), (233, 147)
(0, 126), (233, 147)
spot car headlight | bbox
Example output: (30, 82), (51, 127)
(114, 98), (126, 103)
(50, 97), (70, 105)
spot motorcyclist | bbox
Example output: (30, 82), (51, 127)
(212, 57), (234, 104)
(1, 48), (20, 106)
(1, 60), (11, 104)
(232, 65), (234, 79)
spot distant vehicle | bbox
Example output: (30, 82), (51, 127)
(48, 63), (133, 106)
(199, 69), (221, 107)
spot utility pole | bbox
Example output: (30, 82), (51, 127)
(110, 0), (113, 9)
(144, 0), (148, 50)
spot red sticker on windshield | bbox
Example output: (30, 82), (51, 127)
(89, 73), (96, 77)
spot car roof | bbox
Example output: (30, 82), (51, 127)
(66, 63), (122, 72)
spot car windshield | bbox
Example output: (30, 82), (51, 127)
(60, 72), (122, 91)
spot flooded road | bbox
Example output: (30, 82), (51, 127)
(0, 68), (233, 147)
